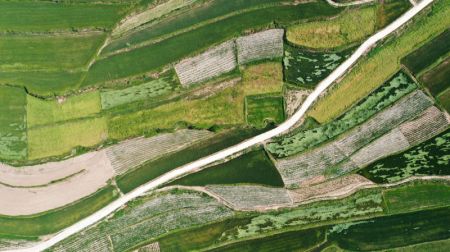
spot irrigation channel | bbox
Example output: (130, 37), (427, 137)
(7, 0), (435, 251)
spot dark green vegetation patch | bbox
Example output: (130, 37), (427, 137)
(438, 88), (450, 112)
(401, 29), (450, 75)
(419, 57), (450, 96)
(117, 128), (264, 193)
(0, 86), (27, 160)
(245, 95), (285, 128)
(268, 70), (417, 157)
(283, 44), (353, 87)
(331, 206), (450, 251)
(170, 148), (284, 187)
(83, 1), (341, 86)
(0, 186), (118, 239)
(358, 129), (450, 183)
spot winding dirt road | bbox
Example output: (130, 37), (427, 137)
(7, 0), (435, 250)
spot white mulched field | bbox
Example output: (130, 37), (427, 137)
(236, 29), (284, 64)
(399, 106), (450, 146)
(175, 41), (237, 86)
(350, 128), (411, 168)
(335, 90), (433, 156)
(138, 242), (160, 252)
(206, 185), (292, 211)
(50, 190), (233, 252)
(106, 129), (214, 175)
(274, 142), (347, 186)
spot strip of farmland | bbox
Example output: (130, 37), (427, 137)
(236, 29), (284, 64)
(419, 57), (450, 96)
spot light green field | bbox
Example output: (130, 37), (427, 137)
(287, 6), (377, 49)
(100, 78), (174, 109)
(0, 86), (27, 160)
(0, 71), (83, 97)
(0, 33), (106, 71)
(27, 92), (101, 127)
(309, 0), (450, 123)
(0, 1), (127, 32)
(27, 117), (107, 160)
(108, 62), (283, 140)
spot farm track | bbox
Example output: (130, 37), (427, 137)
(5, 0), (435, 251)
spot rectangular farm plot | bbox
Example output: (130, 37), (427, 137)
(0, 33), (106, 71)
(236, 29), (284, 65)
(27, 91), (101, 127)
(438, 88), (450, 112)
(28, 117), (107, 160)
(245, 95), (285, 128)
(419, 57), (450, 96)
(401, 29), (450, 75)
(101, 78), (174, 109)
(0, 86), (27, 160)
(175, 41), (237, 86)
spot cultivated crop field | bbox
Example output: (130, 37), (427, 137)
(309, 0), (450, 123)
(419, 57), (450, 96)
(268, 71), (417, 158)
(287, 6), (377, 49)
(358, 129), (450, 183)
(438, 88), (450, 111)
(0, 86), (27, 161)
(170, 148), (284, 187)
(401, 29), (450, 75)
(245, 95), (285, 128)
(283, 44), (354, 87)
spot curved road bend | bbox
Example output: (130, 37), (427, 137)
(9, 0), (434, 251)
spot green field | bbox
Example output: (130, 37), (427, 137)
(283, 44), (354, 87)
(331, 206), (450, 251)
(101, 78), (175, 109)
(0, 1), (126, 32)
(27, 92), (101, 127)
(208, 228), (326, 252)
(107, 62), (283, 140)
(401, 29), (450, 75)
(245, 95), (285, 128)
(117, 128), (264, 193)
(83, 1), (341, 86)
(268, 71), (417, 158)
(383, 182), (450, 214)
(438, 88), (450, 111)
(0, 71), (84, 97)
(0, 86), (27, 160)
(388, 238), (450, 252)
(309, 0), (450, 123)
(419, 57), (450, 96)
(0, 186), (118, 239)
(0, 33), (105, 71)
(358, 129), (450, 183)
(375, 0), (411, 29)
(103, 0), (297, 54)
(170, 148), (284, 187)
(287, 6), (377, 49)
(27, 117), (107, 160)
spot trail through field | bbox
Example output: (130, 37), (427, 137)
(5, 0), (434, 250)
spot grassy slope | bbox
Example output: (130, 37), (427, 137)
(108, 62), (283, 140)
(246, 95), (285, 128)
(169, 148), (284, 187)
(0, 86), (27, 160)
(287, 6), (377, 49)
(0, 1), (126, 32)
(27, 92), (101, 127)
(83, 1), (341, 86)
(0, 33), (106, 71)
(0, 186), (118, 239)
(27, 117), (107, 160)
(309, 0), (450, 123)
